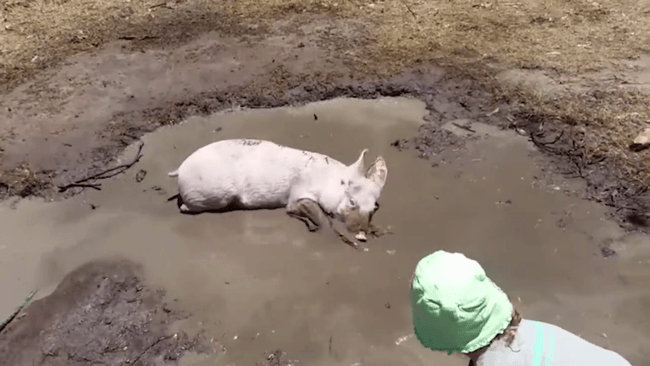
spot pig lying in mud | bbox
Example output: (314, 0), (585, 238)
(167, 139), (388, 244)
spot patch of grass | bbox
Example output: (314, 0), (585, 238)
(0, 163), (51, 197)
(0, 0), (235, 92)
(367, 0), (650, 73)
(2, 0), (649, 91)
(1, 0), (140, 89)
(497, 83), (650, 186)
(224, 0), (650, 73)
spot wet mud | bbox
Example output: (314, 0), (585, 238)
(0, 259), (218, 366)
(0, 98), (648, 365)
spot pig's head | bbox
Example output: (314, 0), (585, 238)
(335, 149), (388, 234)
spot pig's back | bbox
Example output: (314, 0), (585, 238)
(176, 139), (310, 209)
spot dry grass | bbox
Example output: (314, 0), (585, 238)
(0, 0), (226, 91)
(225, 0), (650, 73)
(500, 85), (650, 185)
(369, 0), (650, 72)
(1, 162), (51, 197)
(2, 0), (649, 87)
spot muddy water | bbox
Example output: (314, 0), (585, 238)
(0, 97), (649, 365)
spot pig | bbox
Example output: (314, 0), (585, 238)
(167, 139), (388, 236)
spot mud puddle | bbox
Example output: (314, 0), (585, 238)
(0, 97), (649, 365)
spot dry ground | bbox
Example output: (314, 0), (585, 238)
(2, 0), (649, 77)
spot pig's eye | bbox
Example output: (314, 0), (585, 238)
(349, 198), (357, 208)
(374, 202), (380, 212)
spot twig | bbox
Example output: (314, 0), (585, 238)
(149, 2), (168, 9)
(534, 130), (564, 146)
(399, 0), (417, 19)
(76, 142), (144, 182)
(452, 122), (476, 133)
(129, 335), (172, 365)
(59, 183), (102, 191)
(331, 225), (361, 250)
(529, 131), (560, 154)
(573, 160), (584, 178)
(0, 290), (37, 334)
(615, 205), (641, 212)
(58, 142), (144, 192)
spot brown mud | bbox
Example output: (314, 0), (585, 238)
(0, 259), (219, 366)
(0, 99), (648, 365)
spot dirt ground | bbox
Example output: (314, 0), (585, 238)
(0, 259), (220, 366)
(1, 0), (650, 364)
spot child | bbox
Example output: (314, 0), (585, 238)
(410, 250), (633, 366)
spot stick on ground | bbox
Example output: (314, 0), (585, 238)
(58, 142), (144, 192)
(331, 226), (360, 250)
(452, 122), (476, 133)
(129, 335), (173, 365)
(0, 290), (38, 334)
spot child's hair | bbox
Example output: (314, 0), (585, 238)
(493, 308), (522, 347)
(466, 307), (521, 362)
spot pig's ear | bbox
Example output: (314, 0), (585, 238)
(348, 149), (368, 176)
(366, 157), (387, 190)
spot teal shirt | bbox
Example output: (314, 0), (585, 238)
(477, 319), (632, 366)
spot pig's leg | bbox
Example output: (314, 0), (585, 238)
(176, 194), (205, 215)
(287, 190), (361, 250)
(287, 199), (360, 250)
(286, 198), (331, 232)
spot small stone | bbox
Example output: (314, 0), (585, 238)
(630, 128), (650, 151)
(601, 246), (616, 258)
(135, 169), (147, 183)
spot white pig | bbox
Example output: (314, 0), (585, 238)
(167, 139), (388, 233)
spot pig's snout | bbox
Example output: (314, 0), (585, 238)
(343, 210), (371, 234)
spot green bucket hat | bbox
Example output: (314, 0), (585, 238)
(410, 250), (513, 354)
